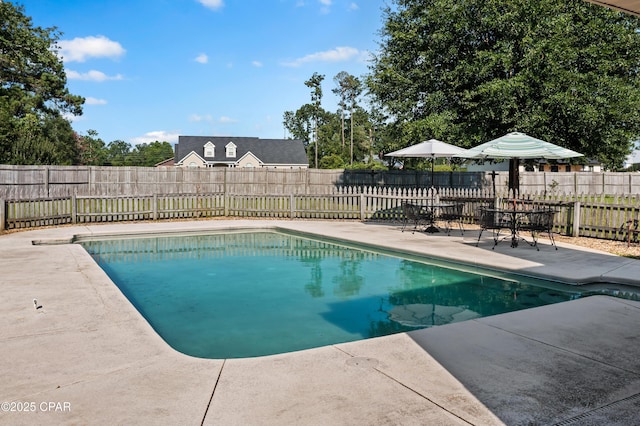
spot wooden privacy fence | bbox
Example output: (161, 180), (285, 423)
(1, 187), (639, 243)
(4, 164), (640, 199)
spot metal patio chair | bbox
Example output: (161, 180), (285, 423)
(476, 206), (512, 249)
(401, 203), (433, 234)
(519, 209), (557, 250)
(439, 202), (465, 236)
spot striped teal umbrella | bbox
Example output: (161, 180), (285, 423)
(455, 132), (583, 197)
(455, 132), (583, 160)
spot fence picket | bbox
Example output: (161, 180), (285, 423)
(1, 188), (639, 245)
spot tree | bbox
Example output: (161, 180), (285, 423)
(105, 140), (132, 166)
(305, 72), (325, 168)
(344, 74), (362, 165)
(126, 141), (174, 167)
(0, 2), (84, 164)
(78, 130), (107, 165)
(332, 71), (350, 149)
(367, 0), (640, 169)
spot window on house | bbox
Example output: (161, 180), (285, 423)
(189, 162), (197, 168)
(204, 142), (215, 157)
(226, 143), (236, 158)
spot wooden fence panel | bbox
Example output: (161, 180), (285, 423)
(2, 188), (640, 245)
(4, 165), (640, 199)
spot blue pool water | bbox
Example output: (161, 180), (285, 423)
(80, 231), (583, 359)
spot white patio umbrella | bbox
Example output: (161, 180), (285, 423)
(386, 139), (466, 233)
(388, 303), (480, 327)
(385, 139), (466, 189)
(455, 132), (583, 197)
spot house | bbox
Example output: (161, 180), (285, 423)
(538, 158), (602, 172)
(154, 157), (175, 167)
(174, 136), (308, 169)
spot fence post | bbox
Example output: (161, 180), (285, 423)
(360, 193), (365, 220)
(290, 194), (294, 218)
(71, 195), (77, 224)
(572, 201), (581, 237)
(0, 198), (5, 231)
(44, 167), (50, 198)
(153, 194), (158, 220)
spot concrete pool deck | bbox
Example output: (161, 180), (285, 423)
(1, 220), (639, 425)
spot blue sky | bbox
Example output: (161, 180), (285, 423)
(19, 0), (388, 146)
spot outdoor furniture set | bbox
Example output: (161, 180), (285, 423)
(476, 204), (557, 250)
(401, 200), (557, 251)
(401, 202), (465, 235)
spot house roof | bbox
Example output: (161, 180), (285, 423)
(585, 0), (640, 17)
(154, 157), (175, 167)
(175, 136), (308, 166)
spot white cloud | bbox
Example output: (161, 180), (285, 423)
(57, 36), (125, 63)
(85, 97), (107, 105)
(189, 114), (214, 122)
(66, 69), (124, 82)
(188, 114), (236, 124)
(349, 2), (359, 11)
(63, 112), (82, 122)
(130, 131), (180, 145)
(195, 53), (208, 64)
(282, 46), (361, 67)
(198, 0), (224, 11)
(319, 0), (331, 13)
(252, 60), (263, 67)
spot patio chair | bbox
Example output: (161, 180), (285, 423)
(439, 202), (465, 236)
(519, 209), (557, 250)
(401, 203), (432, 234)
(476, 206), (511, 249)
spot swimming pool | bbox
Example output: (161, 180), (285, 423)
(80, 230), (584, 359)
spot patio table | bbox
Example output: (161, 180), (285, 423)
(420, 203), (455, 233)
(482, 207), (550, 248)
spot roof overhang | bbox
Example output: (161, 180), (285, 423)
(585, 0), (640, 17)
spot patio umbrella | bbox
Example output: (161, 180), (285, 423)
(385, 139), (466, 190)
(388, 303), (480, 327)
(455, 132), (583, 197)
(386, 139), (466, 232)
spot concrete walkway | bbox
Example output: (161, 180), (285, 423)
(1, 220), (639, 425)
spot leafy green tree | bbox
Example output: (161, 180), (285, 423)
(0, 2), (84, 164)
(125, 141), (174, 167)
(332, 71), (350, 149)
(105, 140), (132, 166)
(367, 0), (640, 169)
(78, 130), (107, 165)
(331, 71), (364, 165)
(305, 72), (325, 168)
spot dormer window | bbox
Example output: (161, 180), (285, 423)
(225, 142), (237, 158)
(204, 142), (215, 157)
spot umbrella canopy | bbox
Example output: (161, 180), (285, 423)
(385, 139), (466, 191)
(388, 303), (480, 327)
(455, 132), (583, 160)
(386, 139), (467, 158)
(455, 132), (584, 197)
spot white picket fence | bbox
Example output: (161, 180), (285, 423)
(1, 186), (639, 243)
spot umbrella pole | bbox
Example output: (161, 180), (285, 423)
(425, 155), (439, 233)
(509, 158), (520, 200)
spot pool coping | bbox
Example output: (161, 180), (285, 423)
(2, 219), (640, 425)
